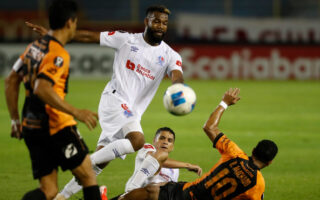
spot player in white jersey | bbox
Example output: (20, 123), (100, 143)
(106, 127), (202, 200)
(26, 5), (185, 200)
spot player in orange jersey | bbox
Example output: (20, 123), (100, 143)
(112, 88), (278, 200)
(4, 0), (101, 199)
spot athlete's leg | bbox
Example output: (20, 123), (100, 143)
(120, 184), (161, 200)
(71, 155), (101, 200)
(125, 150), (168, 192)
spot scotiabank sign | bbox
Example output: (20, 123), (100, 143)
(175, 45), (320, 80)
(0, 44), (319, 80)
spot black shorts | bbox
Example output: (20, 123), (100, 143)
(158, 182), (188, 200)
(23, 126), (89, 179)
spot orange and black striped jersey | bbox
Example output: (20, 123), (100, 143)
(182, 133), (265, 200)
(17, 34), (76, 135)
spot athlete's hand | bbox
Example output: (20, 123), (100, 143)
(222, 88), (240, 106)
(74, 109), (99, 130)
(187, 164), (202, 176)
(11, 120), (22, 140)
(25, 21), (48, 36)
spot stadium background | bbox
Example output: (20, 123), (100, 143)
(0, 0), (319, 199)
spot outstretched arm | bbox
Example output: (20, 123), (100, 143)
(163, 158), (202, 176)
(203, 88), (240, 143)
(25, 22), (100, 43)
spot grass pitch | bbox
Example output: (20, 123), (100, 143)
(0, 79), (319, 200)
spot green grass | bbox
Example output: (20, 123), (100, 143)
(1, 79), (320, 200)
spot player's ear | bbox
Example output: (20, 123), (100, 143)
(144, 17), (148, 27)
(65, 18), (72, 29)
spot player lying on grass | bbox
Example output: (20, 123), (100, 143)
(55, 127), (202, 200)
(111, 88), (278, 200)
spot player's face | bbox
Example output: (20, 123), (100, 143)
(153, 131), (174, 153)
(145, 11), (168, 43)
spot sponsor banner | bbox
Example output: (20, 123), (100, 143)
(175, 45), (320, 80)
(176, 13), (320, 44)
(1, 44), (319, 80)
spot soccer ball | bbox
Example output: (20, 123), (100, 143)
(163, 83), (196, 116)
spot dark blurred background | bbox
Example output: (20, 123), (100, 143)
(1, 0), (320, 79)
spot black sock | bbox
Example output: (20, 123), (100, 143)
(22, 188), (46, 200)
(83, 185), (101, 200)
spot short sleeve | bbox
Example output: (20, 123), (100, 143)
(173, 168), (179, 182)
(37, 51), (69, 85)
(166, 50), (183, 77)
(214, 133), (246, 159)
(100, 31), (130, 50)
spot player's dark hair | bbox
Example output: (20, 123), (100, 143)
(146, 5), (171, 16)
(253, 140), (278, 164)
(155, 127), (175, 141)
(48, 0), (78, 30)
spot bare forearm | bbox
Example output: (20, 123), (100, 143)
(171, 70), (184, 84)
(5, 72), (21, 120)
(203, 106), (225, 143)
(73, 30), (100, 43)
(163, 158), (190, 169)
(34, 80), (77, 117)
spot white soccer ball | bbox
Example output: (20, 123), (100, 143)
(163, 83), (196, 116)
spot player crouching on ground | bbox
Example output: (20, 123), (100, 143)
(113, 88), (278, 200)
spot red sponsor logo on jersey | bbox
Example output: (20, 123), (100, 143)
(176, 60), (182, 67)
(144, 144), (155, 149)
(108, 31), (115, 36)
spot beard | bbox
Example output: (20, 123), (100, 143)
(145, 27), (166, 44)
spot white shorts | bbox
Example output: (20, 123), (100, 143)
(97, 91), (143, 147)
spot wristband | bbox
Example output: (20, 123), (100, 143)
(11, 119), (20, 125)
(219, 101), (228, 110)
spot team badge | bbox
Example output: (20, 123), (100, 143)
(157, 56), (165, 66)
(54, 56), (64, 67)
(121, 104), (133, 118)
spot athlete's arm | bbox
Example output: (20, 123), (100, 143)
(163, 158), (202, 176)
(170, 70), (184, 84)
(33, 78), (98, 130)
(203, 88), (240, 143)
(5, 70), (23, 139)
(25, 22), (100, 43)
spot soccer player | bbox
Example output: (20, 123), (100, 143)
(115, 88), (278, 200)
(27, 5), (184, 199)
(4, 1), (101, 199)
(56, 127), (202, 200)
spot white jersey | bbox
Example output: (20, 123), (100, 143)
(125, 143), (179, 192)
(100, 31), (183, 117)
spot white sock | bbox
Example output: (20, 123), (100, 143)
(125, 155), (160, 192)
(60, 177), (82, 199)
(91, 139), (135, 165)
(60, 164), (103, 199)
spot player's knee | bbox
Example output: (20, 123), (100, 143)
(126, 132), (145, 151)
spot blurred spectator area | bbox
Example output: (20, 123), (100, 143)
(1, 0), (320, 43)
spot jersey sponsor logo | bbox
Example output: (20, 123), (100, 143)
(54, 56), (64, 67)
(126, 59), (155, 80)
(157, 56), (165, 66)
(64, 143), (78, 159)
(144, 144), (155, 149)
(121, 103), (133, 118)
(130, 46), (139, 52)
(176, 60), (182, 67)
(108, 31), (115, 35)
